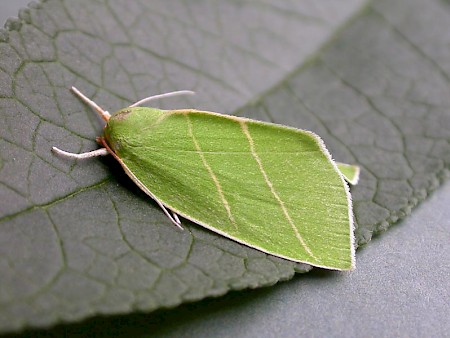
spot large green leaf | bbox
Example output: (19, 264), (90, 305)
(1, 0), (449, 333)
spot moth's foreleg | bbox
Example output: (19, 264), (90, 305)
(151, 197), (184, 230)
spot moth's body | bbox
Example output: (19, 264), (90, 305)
(100, 107), (354, 270)
(53, 87), (358, 271)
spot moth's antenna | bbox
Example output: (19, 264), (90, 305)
(129, 90), (195, 107)
(71, 86), (111, 121)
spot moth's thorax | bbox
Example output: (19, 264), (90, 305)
(103, 107), (166, 154)
(112, 109), (133, 121)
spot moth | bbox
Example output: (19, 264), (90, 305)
(53, 87), (359, 270)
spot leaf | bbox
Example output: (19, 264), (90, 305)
(0, 0), (449, 333)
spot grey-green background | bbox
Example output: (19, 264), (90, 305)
(1, 2), (449, 337)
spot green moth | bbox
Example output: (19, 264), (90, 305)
(53, 87), (360, 271)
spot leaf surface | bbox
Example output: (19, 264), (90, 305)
(0, 0), (449, 333)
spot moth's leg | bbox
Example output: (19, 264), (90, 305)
(172, 212), (181, 225)
(52, 147), (109, 159)
(129, 90), (195, 107)
(113, 151), (184, 230)
(153, 197), (184, 230)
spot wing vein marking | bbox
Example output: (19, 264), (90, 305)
(185, 114), (236, 226)
(240, 121), (319, 262)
